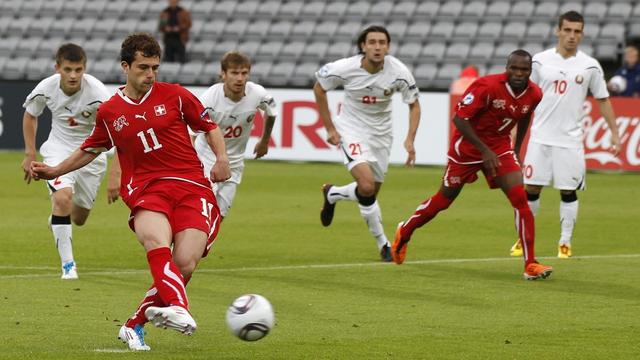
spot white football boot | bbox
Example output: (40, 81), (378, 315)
(118, 324), (151, 351)
(145, 305), (197, 335)
(61, 261), (78, 280)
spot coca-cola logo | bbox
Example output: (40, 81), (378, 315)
(582, 100), (640, 169)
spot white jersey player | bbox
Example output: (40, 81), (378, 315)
(21, 44), (113, 279)
(314, 25), (421, 262)
(194, 51), (277, 217)
(509, 11), (621, 259)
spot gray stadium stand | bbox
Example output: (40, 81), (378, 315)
(368, 1), (394, 20)
(502, 22), (527, 41)
(256, 0), (281, 17)
(405, 22), (431, 41)
(211, 40), (238, 60)
(430, 21), (455, 40)
(526, 22), (551, 40)
(237, 40), (261, 58)
(103, 0), (128, 19)
(34, 37), (63, 59)
(156, 62), (181, 83)
(608, 3), (632, 20)
(277, 0), (303, 18)
(15, 37), (41, 58)
(324, 2), (349, 20)
(256, 40), (284, 62)
(250, 61), (272, 84)
(460, 1), (486, 18)
(468, 42), (494, 62)
(299, 1), (325, 19)
(199, 19), (226, 40)
(415, 1), (440, 18)
(40, 0), (64, 17)
(510, 1), (535, 18)
(222, 19), (249, 40)
(485, 1), (511, 19)
(136, 19), (160, 35)
(438, 1), (463, 19)
(600, 23), (626, 41)
(290, 20), (316, 40)
(187, 39), (212, 62)
(325, 41), (354, 60)
(453, 22), (478, 40)
(434, 64), (461, 89)
(335, 21), (363, 41)
(595, 44), (619, 62)
(583, 2), (608, 21)
(477, 22), (502, 40)
(269, 20), (293, 39)
(387, 21), (408, 39)
(346, 1), (370, 18)
(7, 16), (32, 37)
(420, 42), (446, 62)
(211, 1), (235, 18)
(234, 0), (261, 18)
(268, 61), (296, 86)
(69, 18), (97, 39)
(0, 37), (19, 58)
(25, 57), (51, 81)
(391, 2), (417, 20)
(290, 61), (318, 87)
(279, 41), (306, 62)
(244, 20), (271, 41)
(21, 0), (45, 17)
(3, 56), (30, 80)
(396, 42), (422, 63)
(313, 20), (339, 40)
(559, 2), (583, 16)
(177, 61), (207, 85)
(446, 43), (471, 62)
(27, 16), (54, 38)
(84, 38), (106, 60)
(533, 2), (559, 20)
(414, 63), (438, 89)
(301, 41), (329, 61)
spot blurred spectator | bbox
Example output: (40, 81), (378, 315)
(607, 44), (640, 97)
(158, 0), (191, 63)
(450, 65), (479, 95)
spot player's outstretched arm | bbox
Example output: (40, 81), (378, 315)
(204, 127), (231, 182)
(404, 100), (421, 167)
(21, 111), (38, 184)
(313, 82), (341, 146)
(107, 151), (121, 204)
(452, 115), (500, 177)
(597, 98), (621, 156)
(30, 148), (99, 181)
(513, 114), (532, 164)
(254, 115), (276, 159)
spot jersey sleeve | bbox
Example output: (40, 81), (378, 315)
(396, 64), (419, 104)
(22, 81), (49, 117)
(178, 85), (217, 134)
(257, 87), (278, 118)
(80, 110), (114, 153)
(530, 58), (542, 84)
(315, 60), (346, 91)
(588, 62), (610, 99)
(455, 78), (490, 120)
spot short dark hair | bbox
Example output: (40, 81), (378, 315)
(55, 43), (86, 65)
(220, 51), (251, 72)
(508, 49), (532, 62)
(356, 25), (391, 53)
(558, 11), (584, 28)
(120, 33), (162, 64)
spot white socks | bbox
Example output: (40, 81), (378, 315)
(52, 223), (74, 265)
(358, 201), (389, 250)
(527, 198), (540, 217)
(559, 200), (578, 246)
(327, 182), (357, 203)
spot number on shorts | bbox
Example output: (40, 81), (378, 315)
(200, 197), (214, 218)
(137, 128), (163, 153)
(349, 143), (362, 156)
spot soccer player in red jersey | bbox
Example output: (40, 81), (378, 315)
(30, 33), (231, 350)
(391, 50), (554, 280)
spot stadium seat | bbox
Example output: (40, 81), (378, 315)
(414, 63), (438, 82)
(582, 23), (600, 43)
(325, 41), (354, 60)
(527, 22), (551, 40)
(92, 18), (118, 39)
(405, 22), (431, 41)
(600, 24), (625, 41)
(25, 57), (52, 81)
(633, 3), (640, 19)
(629, 24), (640, 39)
(346, 1), (370, 18)
(335, 21), (363, 41)
(0, 56), (8, 75)
(222, 19), (249, 40)
(453, 22), (478, 40)
(112, 18), (139, 39)
(396, 42), (422, 63)
(244, 20), (271, 40)
(279, 41), (306, 61)
(290, 61), (319, 87)
(533, 2), (559, 20)
(178, 61), (207, 85)
(189, 19), (206, 41)
(267, 61), (296, 86)
(486, 63), (506, 75)
(594, 44), (619, 62)
(477, 22), (502, 40)
(461, 1), (486, 18)
(290, 20), (316, 39)
(446, 43), (471, 62)
(493, 42), (519, 60)
(0, 15), (13, 34)
(468, 42), (494, 61)
(199, 19), (225, 40)
(6, 16), (33, 36)
(84, 38), (106, 60)
(438, 1), (463, 18)
(103, 0), (128, 19)
(415, 1), (440, 18)
(300, 2), (326, 19)
(580, 44), (594, 57)
(484, 1), (511, 19)
(156, 62), (181, 83)
(187, 39), (213, 62)
(237, 40), (261, 58)
(14, 37), (41, 58)
(250, 61), (273, 84)
(391, 2), (417, 20)
(367, 1), (394, 19)
(234, 0), (260, 18)
(3, 56), (30, 80)
(301, 41), (329, 61)
(510, 1), (535, 18)
(100, 39), (123, 62)
(27, 16), (54, 37)
(124, 1), (150, 20)
(583, 2), (607, 21)
(430, 21), (455, 40)
(212, 1), (236, 17)
(559, 2), (583, 16)
(420, 42), (446, 62)
(521, 42), (544, 56)
(34, 37), (63, 59)
(313, 20), (339, 39)
(278, 1), (303, 18)
(269, 20), (293, 38)
(608, 3), (632, 20)
(136, 19), (159, 35)
(211, 40), (239, 60)
(387, 21), (408, 39)
(324, 2), (349, 19)
(0, 0), (22, 16)
(48, 17), (76, 38)
(256, 40), (284, 61)
(20, 0), (45, 17)
(69, 18), (97, 38)
(40, 0), (64, 17)
(501, 22), (527, 41)
(433, 64), (461, 89)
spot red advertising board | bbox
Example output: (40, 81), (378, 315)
(449, 95), (640, 172)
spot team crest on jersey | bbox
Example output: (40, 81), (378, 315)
(154, 104), (167, 116)
(383, 88), (395, 96)
(462, 93), (474, 105)
(113, 115), (129, 132)
(575, 75), (584, 84)
(522, 105), (530, 114)
(318, 65), (329, 78)
(81, 110), (91, 118)
(492, 99), (506, 109)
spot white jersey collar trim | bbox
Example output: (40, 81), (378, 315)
(117, 85), (153, 105)
(504, 82), (529, 99)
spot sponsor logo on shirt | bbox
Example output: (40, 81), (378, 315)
(135, 112), (147, 121)
(492, 99), (506, 109)
(154, 104), (167, 116)
(113, 115), (129, 132)
(509, 104), (518, 113)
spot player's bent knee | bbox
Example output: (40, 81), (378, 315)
(506, 185), (529, 210)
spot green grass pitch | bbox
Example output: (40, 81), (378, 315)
(0, 151), (638, 359)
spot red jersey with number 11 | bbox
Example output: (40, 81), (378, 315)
(81, 82), (217, 202)
(449, 73), (542, 164)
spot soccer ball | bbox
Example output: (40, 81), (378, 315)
(608, 75), (627, 93)
(225, 294), (275, 341)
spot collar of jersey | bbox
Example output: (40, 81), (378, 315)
(117, 85), (154, 105)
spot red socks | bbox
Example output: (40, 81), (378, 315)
(506, 186), (536, 265)
(146, 247), (189, 309)
(401, 191), (453, 239)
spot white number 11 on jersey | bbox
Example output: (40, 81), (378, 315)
(137, 128), (163, 153)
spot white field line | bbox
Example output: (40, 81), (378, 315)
(93, 348), (129, 353)
(1, 253), (640, 280)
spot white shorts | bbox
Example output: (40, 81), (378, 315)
(40, 141), (107, 209)
(211, 165), (244, 218)
(523, 142), (586, 190)
(338, 133), (390, 183)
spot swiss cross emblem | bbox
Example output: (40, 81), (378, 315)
(154, 104), (166, 116)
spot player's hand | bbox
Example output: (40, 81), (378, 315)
(253, 140), (269, 159)
(611, 137), (621, 157)
(481, 150), (501, 177)
(29, 161), (57, 181)
(211, 158), (231, 183)
(22, 154), (36, 184)
(326, 129), (341, 146)
(404, 139), (416, 167)
(106, 172), (120, 204)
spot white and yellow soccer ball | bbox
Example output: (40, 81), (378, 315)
(225, 294), (275, 341)
(608, 75), (627, 93)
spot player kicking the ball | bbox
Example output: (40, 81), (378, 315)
(30, 33), (230, 350)
(392, 50), (553, 280)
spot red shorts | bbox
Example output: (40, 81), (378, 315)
(126, 179), (221, 257)
(443, 152), (522, 189)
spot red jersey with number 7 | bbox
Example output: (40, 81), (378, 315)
(449, 73), (542, 164)
(81, 82), (217, 202)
